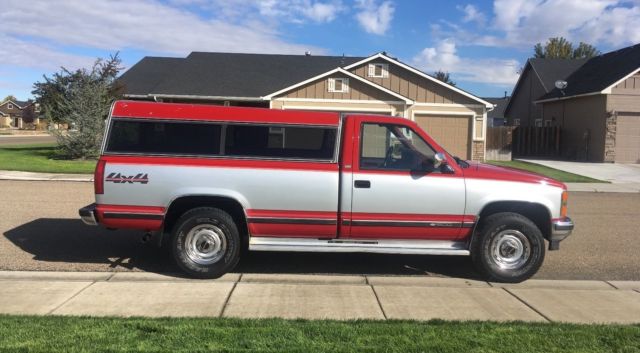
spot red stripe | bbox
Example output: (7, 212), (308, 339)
(112, 100), (339, 126)
(95, 204), (165, 231)
(246, 209), (336, 218)
(102, 155), (338, 172)
(347, 212), (475, 222)
(249, 224), (336, 238)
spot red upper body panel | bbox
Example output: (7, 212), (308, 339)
(463, 162), (567, 190)
(111, 100), (340, 126)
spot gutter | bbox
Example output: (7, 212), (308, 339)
(534, 91), (601, 104)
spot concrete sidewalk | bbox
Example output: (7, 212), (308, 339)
(1, 271), (639, 323)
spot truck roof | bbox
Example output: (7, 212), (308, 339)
(111, 100), (340, 126)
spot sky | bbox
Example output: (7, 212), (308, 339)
(1, 0), (640, 101)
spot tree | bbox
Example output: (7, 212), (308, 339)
(2, 95), (17, 103)
(533, 37), (601, 59)
(21, 102), (36, 124)
(433, 70), (456, 86)
(32, 53), (123, 159)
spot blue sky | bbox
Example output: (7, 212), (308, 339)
(1, 0), (639, 101)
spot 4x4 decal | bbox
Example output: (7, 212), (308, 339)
(106, 173), (149, 184)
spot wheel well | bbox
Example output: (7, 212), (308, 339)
(477, 201), (551, 239)
(164, 196), (248, 244)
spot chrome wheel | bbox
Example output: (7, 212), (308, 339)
(184, 224), (227, 265)
(490, 230), (530, 270)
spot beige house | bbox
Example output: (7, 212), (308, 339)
(118, 52), (493, 161)
(535, 44), (640, 163)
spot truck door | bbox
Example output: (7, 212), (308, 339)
(344, 116), (469, 240)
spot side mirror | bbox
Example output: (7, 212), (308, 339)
(433, 152), (447, 168)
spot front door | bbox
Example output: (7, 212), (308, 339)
(346, 118), (468, 240)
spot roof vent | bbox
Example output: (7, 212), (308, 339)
(305, 51), (311, 56)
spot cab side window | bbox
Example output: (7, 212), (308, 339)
(360, 123), (436, 171)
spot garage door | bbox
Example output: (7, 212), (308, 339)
(414, 114), (472, 159)
(615, 114), (640, 163)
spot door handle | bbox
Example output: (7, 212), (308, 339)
(354, 180), (371, 188)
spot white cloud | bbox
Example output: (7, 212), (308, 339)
(434, 0), (640, 49)
(355, 0), (395, 35)
(0, 0), (325, 72)
(0, 35), (94, 71)
(413, 39), (520, 86)
(458, 4), (486, 26)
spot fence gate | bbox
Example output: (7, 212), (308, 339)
(485, 126), (514, 161)
(512, 126), (561, 158)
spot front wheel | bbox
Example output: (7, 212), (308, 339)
(471, 212), (545, 283)
(172, 207), (240, 279)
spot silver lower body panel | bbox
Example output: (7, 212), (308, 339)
(249, 237), (470, 256)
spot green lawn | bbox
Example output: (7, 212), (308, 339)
(486, 160), (606, 183)
(0, 143), (96, 174)
(0, 316), (638, 352)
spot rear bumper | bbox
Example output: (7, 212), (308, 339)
(549, 217), (574, 250)
(79, 203), (98, 226)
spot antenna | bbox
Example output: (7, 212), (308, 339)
(555, 80), (568, 96)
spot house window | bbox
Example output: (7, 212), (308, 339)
(328, 78), (349, 93)
(535, 119), (542, 127)
(513, 119), (520, 126)
(368, 63), (389, 78)
(7, 103), (13, 110)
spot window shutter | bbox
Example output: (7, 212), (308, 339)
(328, 78), (335, 92)
(382, 65), (389, 78)
(343, 78), (349, 92)
(368, 64), (375, 77)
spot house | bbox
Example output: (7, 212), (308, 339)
(0, 99), (40, 128)
(483, 96), (510, 127)
(117, 52), (494, 161)
(505, 58), (586, 127)
(535, 44), (640, 163)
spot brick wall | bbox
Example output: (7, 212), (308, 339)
(604, 111), (617, 163)
(472, 141), (485, 161)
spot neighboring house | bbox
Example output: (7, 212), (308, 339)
(483, 96), (510, 127)
(118, 52), (494, 161)
(0, 100), (39, 128)
(536, 43), (640, 163)
(505, 58), (586, 127)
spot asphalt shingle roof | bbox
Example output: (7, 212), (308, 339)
(482, 97), (510, 119)
(119, 52), (366, 99)
(528, 58), (587, 93)
(539, 43), (640, 100)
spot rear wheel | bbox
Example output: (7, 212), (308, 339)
(172, 207), (240, 279)
(471, 212), (545, 283)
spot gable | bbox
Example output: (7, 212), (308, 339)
(611, 70), (640, 95)
(348, 59), (480, 105)
(276, 73), (403, 102)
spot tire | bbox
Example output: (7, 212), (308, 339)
(471, 212), (545, 283)
(171, 207), (240, 279)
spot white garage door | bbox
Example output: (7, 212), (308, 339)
(414, 114), (472, 159)
(615, 114), (640, 163)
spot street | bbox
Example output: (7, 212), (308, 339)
(0, 180), (639, 280)
(0, 135), (56, 146)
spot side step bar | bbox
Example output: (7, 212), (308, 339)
(249, 237), (470, 256)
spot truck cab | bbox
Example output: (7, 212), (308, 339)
(80, 101), (574, 282)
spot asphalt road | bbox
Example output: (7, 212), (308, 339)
(0, 180), (638, 280)
(0, 135), (56, 146)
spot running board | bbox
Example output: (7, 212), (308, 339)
(249, 237), (470, 256)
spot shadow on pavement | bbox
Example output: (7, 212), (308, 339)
(4, 218), (482, 279)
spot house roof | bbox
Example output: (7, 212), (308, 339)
(0, 99), (31, 109)
(120, 52), (365, 100)
(482, 97), (510, 119)
(538, 43), (640, 102)
(116, 57), (183, 97)
(529, 58), (587, 93)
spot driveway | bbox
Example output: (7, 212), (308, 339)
(1, 180), (639, 280)
(519, 159), (640, 184)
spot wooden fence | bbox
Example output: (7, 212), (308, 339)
(485, 126), (514, 161)
(512, 126), (561, 158)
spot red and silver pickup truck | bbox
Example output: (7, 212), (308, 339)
(80, 100), (573, 282)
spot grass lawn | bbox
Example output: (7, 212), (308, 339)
(0, 143), (96, 174)
(486, 160), (606, 183)
(0, 316), (638, 353)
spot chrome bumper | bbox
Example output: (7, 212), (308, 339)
(549, 217), (574, 250)
(79, 203), (98, 226)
